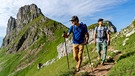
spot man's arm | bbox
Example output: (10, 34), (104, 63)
(84, 32), (89, 44)
(105, 26), (110, 45)
(82, 24), (89, 44)
(62, 26), (73, 38)
(106, 32), (110, 45)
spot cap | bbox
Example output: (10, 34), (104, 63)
(98, 18), (104, 22)
(70, 16), (79, 21)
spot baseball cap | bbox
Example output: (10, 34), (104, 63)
(98, 18), (104, 22)
(70, 16), (79, 21)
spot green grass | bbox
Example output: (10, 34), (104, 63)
(0, 49), (28, 76)
(108, 55), (135, 76)
(108, 25), (135, 75)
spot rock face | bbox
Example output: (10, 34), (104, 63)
(16, 4), (43, 31)
(57, 39), (72, 59)
(2, 16), (16, 46)
(107, 21), (117, 33)
(7, 16), (16, 35)
(113, 20), (135, 38)
(2, 4), (49, 53)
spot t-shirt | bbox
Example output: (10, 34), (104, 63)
(94, 26), (109, 42)
(68, 23), (88, 44)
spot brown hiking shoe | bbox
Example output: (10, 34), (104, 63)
(100, 62), (104, 66)
(76, 68), (80, 72)
(97, 56), (101, 61)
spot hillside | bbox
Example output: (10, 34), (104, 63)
(108, 20), (135, 75)
(0, 4), (67, 76)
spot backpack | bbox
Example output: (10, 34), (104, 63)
(72, 22), (87, 34)
(96, 26), (107, 39)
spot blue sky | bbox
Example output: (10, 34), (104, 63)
(0, 0), (135, 46)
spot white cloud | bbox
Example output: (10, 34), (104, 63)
(0, 0), (126, 38)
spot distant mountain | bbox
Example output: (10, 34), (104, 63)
(0, 4), (67, 76)
(2, 4), (45, 53)
(2, 4), (67, 53)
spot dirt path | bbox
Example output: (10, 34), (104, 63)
(74, 46), (121, 76)
(80, 62), (114, 76)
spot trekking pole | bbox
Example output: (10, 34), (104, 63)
(63, 31), (70, 70)
(86, 44), (93, 71)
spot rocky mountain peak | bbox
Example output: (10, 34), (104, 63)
(7, 16), (16, 36)
(106, 20), (117, 33)
(16, 4), (43, 30)
(2, 4), (47, 51)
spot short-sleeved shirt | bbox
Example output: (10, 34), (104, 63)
(68, 23), (88, 44)
(94, 26), (109, 42)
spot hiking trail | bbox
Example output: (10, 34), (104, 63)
(74, 46), (122, 76)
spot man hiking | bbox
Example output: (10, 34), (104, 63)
(94, 18), (110, 65)
(62, 16), (89, 71)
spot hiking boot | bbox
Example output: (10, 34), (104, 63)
(100, 62), (104, 66)
(97, 56), (101, 61)
(76, 68), (80, 72)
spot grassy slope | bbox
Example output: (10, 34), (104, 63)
(0, 15), (67, 76)
(108, 21), (135, 76)
(33, 43), (97, 76)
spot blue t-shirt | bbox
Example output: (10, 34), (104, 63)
(94, 26), (109, 42)
(68, 23), (88, 44)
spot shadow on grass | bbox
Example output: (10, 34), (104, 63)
(116, 50), (135, 62)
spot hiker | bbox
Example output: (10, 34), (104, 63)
(94, 18), (110, 65)
(62, 16), (89, 71)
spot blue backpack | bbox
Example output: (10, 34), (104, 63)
(72, 22), (87, 34)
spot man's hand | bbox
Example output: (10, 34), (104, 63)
(62, 32), (69, 38)
(62, 33), (66, 38)
(82, 41), (88, 45)
(62, 33), (66, 37)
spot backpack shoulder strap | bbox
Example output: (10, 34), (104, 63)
(103, 26), (108, 31)
(96, 26), (98, 33)
(81, 23), (88, 34)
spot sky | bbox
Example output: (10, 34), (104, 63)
(0, 0), (135, 46)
